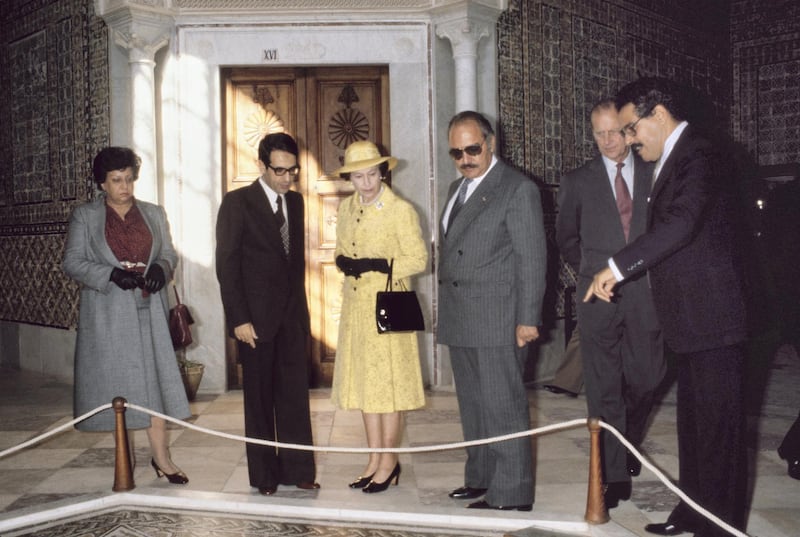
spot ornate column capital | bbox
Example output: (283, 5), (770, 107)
(432, 1), (501, 57)
(95, 0), (175, 61)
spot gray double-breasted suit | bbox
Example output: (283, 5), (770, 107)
(62, 195), (189, 431)
(556, 152), (664, 484)
(438, 159), (546, 506)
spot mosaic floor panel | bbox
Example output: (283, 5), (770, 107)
(9, 509), (501, 537)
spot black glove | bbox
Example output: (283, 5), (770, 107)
(143, 263), (166, 293)
(110, 267), (144, 290)
(336, 255), (361, 279)
(357, 258), (390, 274)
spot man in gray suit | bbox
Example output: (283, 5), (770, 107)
(556, 99), (664, 509)
(438, 110), (546, 511)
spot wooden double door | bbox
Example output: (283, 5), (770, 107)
(222, 66), (390, 388)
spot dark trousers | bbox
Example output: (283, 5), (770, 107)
(578, 290), (664, 484)
(669, 344), (747, 536)
(778, 412), (800, 460)
(239, 319), (315, 489)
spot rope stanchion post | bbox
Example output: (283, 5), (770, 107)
(112, 397), (135, 492)
(585, 417), (609, 524)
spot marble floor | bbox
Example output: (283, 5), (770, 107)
(0, 343), (798, 537)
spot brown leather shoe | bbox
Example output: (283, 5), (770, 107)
(296, 481), (320, 490)
(258, 486), (277, 495)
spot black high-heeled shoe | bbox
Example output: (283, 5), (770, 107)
(362, 463), (400, 493)
(151, 458), (189, 485)
(349, 473), (375, 489)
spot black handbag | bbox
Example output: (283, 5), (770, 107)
(169, 286), (195, 349)
(376, 259), (424, 333)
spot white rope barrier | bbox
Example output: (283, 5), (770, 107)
(0, 403), (112, 460)
(126, 402), (587, 453)
(596, 421), (748, 537)
(0, 401), (750, 537)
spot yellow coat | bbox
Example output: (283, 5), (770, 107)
(331, 185), (427, 412)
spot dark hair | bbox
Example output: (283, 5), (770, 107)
(448, 110), (495, 140)
(614, 77), (687, 122)
(340, 160), (391, 181)
(258, 132), (299, 166)
(92, 146), (141, 188)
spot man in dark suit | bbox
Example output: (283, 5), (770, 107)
(557, 99), (664, 509)
(438, 110), (547, 511)
(585, 78), (748, 537)
(215, 132), (319, 495)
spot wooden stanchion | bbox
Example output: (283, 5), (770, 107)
(112, 397), (135, 492)
(585, 417), (609, 524)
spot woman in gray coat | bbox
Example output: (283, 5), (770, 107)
(63, 147), (190, 484)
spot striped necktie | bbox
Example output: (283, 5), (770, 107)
(275, 195), (290, 255)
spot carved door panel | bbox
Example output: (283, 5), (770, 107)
(222, 66), (389, 388)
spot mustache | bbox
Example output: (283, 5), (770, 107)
(459, 163), (479, 171)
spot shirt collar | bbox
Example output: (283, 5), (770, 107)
(258, 177), (281, 206)
(658, 121), (689, 176)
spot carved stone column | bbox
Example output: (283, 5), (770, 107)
(95, 1), (174, 203)
(434, 2), (502, 114)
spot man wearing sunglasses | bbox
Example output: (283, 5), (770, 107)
(216, 132), (319, 496)
(438, 110), (546, 512)
(584, 78), (748, 537)
(556, 99), (664, 510)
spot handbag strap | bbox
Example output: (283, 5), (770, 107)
(173, 285), (182, 305)
(384, 259), (394, 291)
(383, 259), (408, 292)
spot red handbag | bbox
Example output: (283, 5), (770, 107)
(169, 286), (194, 349)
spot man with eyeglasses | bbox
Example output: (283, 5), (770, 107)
(216, 132), (319, 496)
(584, 78), (748, 537)
(438, 110), (546, 511)
(556, 98), (664, 510)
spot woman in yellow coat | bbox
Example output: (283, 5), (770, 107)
(331, 141), (427, 493)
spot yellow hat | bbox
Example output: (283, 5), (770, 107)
(333, 141), (398, 175)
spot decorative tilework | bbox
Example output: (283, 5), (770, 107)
(496, 0), (738, 319)
(0, 0), (107, 329)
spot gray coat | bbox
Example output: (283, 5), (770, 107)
(437, 160), (547, 347)
(62, 194), (190, 431)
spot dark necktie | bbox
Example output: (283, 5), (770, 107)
(446, 178), (472, 232)
(275, 195), (290, 255)
(615, 162), (632, 242)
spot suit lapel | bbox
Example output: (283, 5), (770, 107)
(589, 157), (617, 209)
(650, 126), (691, 204)
(245, 181), (283, 245)
(444, 163), (502, 240)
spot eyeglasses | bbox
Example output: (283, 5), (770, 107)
(622, 108), (654, 137)
(448, 140), (484, 160)
(267, 165), (301, 177)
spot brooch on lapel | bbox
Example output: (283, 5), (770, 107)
(375, 201), (384, 210)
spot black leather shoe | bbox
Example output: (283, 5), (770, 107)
(603, 481), (631, 509)
(787, 459), (800, 480)
(644, 521), (694, 536)
(349, 474), (374, 489)
(258, 486), (277, 496)
(542, 384), (578, 397)
(467, 500), (532, 511)
(296, 481), (320, 490)
(627, 450), (642, 477)
(778, 446), (800, 480)
(448, 486), (488, 499)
